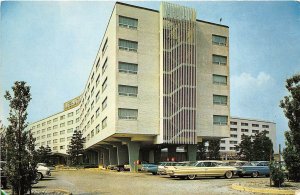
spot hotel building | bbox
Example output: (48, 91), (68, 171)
(28, 2), (231, 169)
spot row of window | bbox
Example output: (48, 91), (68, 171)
(230, 121), (270, 128)
(230, 131), (270, 138)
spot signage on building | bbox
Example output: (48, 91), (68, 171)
(63, 95), (82, 111)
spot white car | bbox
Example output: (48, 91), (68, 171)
(36, 164), (51, 180)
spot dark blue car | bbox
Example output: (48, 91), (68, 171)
(237, 161), (270, 178)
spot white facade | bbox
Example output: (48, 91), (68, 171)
(220, 117), (276, 158)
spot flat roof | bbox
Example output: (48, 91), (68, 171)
(116, 2), (229, 28)
(230, 116), (276, 124)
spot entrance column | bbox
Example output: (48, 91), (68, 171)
(187, 144), (197, 161)
(127, 141), (140, 172)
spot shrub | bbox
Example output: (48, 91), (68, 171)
(270, 162), (285, 187)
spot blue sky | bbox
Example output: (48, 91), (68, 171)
(1, 1), (300, 151)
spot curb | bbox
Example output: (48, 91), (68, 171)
(231, 183), (296, 195)
(33, 189), (72, 195)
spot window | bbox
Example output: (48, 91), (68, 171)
(91, 87), (94, 96)
(42, 129), (46, 133)
(230, 128), (237, 131)
(252, 124), (259, 127)
(47, 134), (51, 138)
(60, 138), (65, 142)
(90, 72), (95, 82)
(241, 122), (248, 126)
(213, 95), (227, 105)
(47, 127), (51, 131)
(53, 118), (58, 122)
(102, 58), (108, 74)
(230, 134), (237, 138)
(67, 128), (73, 133)
(262, 125), (269, 128)
(119, 16), (138, 29)
(53, 125), (58, 129)
(53, 139), (58, 143)
(53, 146), (58, 150)
(47, 120), (51, 124)
(212, 55), (227, 65)
(102, 97), (107, 110)
(76, 118), (79, 122)
(213, 115), (228, 125)
(96, 91), (100, 102)
(53, 132), (58, 136)
(230, 121), (237, 125)
(91, 101), (94, 110)
(60, 123), (65, 127)
(42, 135), (46, 139)
(36, 136), (40, 140)
(42, 122), (46, 126)
(118, 85), (138, 97)
(252, 130), (259, 134)
(32, 126), (36, 129)
(230, 141), (238, 144)
(230, 147), (236, 150)
(96, 75), (100, 86)
(220, 140), (225, 143)
(119, 39), (138, 52)
(91, 130), (94, 138)
(220, 147), (225, 150)
(102, 117), (107, 129)
(91, 115), (94, 124)
(60, 115), (65, 120)
(213, 74), (227, 85)
(60, 145), (65, 150)
(96, 58), (100, 71)
(96, 108), (100, 118)
(37, 130), (40, 134)
(37, 124), (40, 128)
(68, 120), (73, 125)
(76, 109), (80, 114)
(119, 62), (138, 74)
(67, 137), (72, 141)
(96, 125), (100, 134)
(265, 130), (270, 134)
(241, 129), (249, 132)
(47, 140), (51, 144)
(212, 35), (227, 46)
(102, 38), (108, 55)
(118, 108), (138, 120)
(60, 130), (65, 135)
(102, 78), (107, 92)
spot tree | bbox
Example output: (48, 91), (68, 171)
(207, 139), (220, 160)
(67, 130), (85, 166)
(4, 81), (37, 195)
(0, 121), (7, 161)
(197, 140), (207, 160)
(280, 74), (300, 181)
(252, 131), (273, 161)
(236, 134), (253, 161)
(36, 145), (52, 164)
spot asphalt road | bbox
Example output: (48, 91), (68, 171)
(33, 169), (264, 195)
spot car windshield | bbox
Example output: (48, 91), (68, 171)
(184, 161), (197, 166)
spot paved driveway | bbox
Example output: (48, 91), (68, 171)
(33, 169), (262, 195)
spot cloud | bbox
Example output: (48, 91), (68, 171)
(231, 71), (273, 89)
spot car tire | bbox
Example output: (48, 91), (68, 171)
(225, 171), (233, 179)
(179, 176), (186, 180)
(152, 172), (157, 175)
(251, 172), (259, 178)
(36, 172), (43, 180)
(187, 175), (196, 180)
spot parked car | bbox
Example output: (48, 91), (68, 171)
(141, 163), (157, 173)
(107, 165), (117, 170)
(168, 161), (237, 180)
(115, 164), (130, 172)
(165, 161), (196, 176)
(37, 163), (55, 171)
(237, 161), (270, 178)
(36, 164), (51, 180)
(158, 162), (185, 175)
(0, 161), (8, 189)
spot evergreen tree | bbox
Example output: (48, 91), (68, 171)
(4, 81), (37, 195)
(197, 140), (207, 160)
(207, 139), (220, 160)
(67, 130), (85, 166)
(36, 145), (52, 164)
(280, 74), (300, 181)
(0, 121), (7, 161)
(252, 131), (273, 161)
(236, 134), (253, 161)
